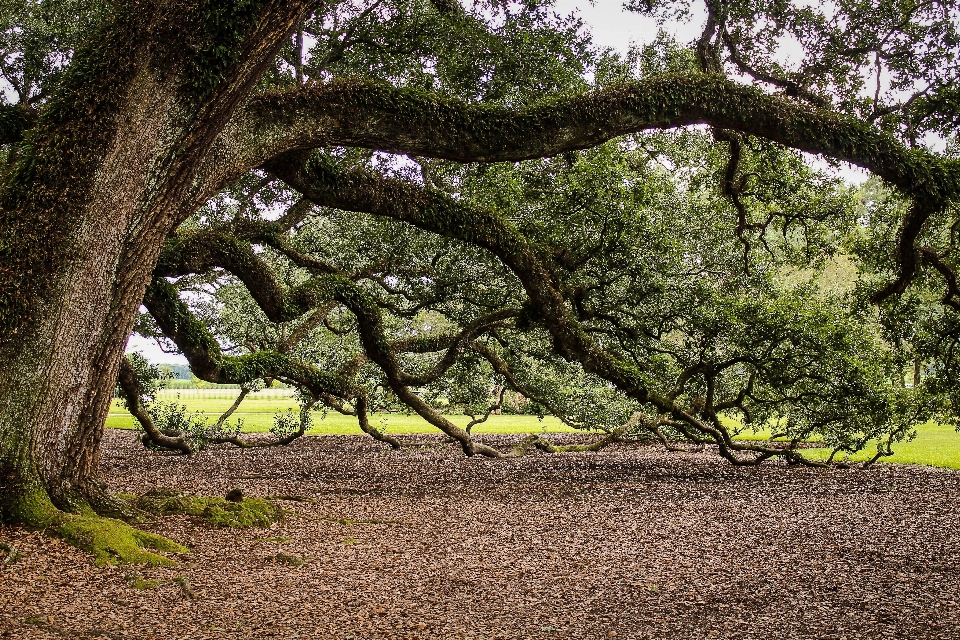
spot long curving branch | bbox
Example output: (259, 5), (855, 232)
(216, 75), (960, 199)
(188, 74), (960, 302)
(268, 153), (839, 465)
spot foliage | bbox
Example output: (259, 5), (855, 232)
(106, 0), (958, 465)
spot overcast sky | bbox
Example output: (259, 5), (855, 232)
(553, 1), (703, 52)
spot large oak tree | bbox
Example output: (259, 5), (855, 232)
(1, 0), (959, 560)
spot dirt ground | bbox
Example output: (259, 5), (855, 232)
(2, 430), (960, 640)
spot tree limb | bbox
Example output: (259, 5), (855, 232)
(218, 74), (960, 203)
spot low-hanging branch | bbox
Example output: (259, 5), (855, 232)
(142, 277), (403, 451)
(142, 278), (353, 406)
(267, 152), (653, 407)
(208, 397), (319, 449)
(154, 235), (509, 456)
(268, 153), (837, 466)
(116, 358), (193, 454)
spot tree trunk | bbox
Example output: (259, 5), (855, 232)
(0, 68), (185, 521)
(0, 0), (306, 525)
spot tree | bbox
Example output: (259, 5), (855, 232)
(1, 0), (959, 559)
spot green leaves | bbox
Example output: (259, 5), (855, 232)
(182, 0), (269, 100)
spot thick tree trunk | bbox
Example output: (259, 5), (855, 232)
(0, 0), (306, 527)
(0, 71), (181, 521)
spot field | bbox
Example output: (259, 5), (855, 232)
(108, 389), (960, 469)
(108, 388), (577, 435)
(792, 422), (960, 470)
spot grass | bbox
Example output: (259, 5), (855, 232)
(731, 421), (960, 470)
(800, 422), (960, 470)
(107, 389), (576, 435)
(108, 390), (960, 470)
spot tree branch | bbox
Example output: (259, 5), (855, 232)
(216, 74), (959, 203)
(116, 358), (194, 454)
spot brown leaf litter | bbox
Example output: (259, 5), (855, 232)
(2, 430), (959, 639)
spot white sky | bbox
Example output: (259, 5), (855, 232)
(553, 1), (704, 52)
(126, 0), (868, 363)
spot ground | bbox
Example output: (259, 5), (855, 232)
(2, 430), (960, 639)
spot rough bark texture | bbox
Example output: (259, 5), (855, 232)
(0, 65), (180, 520)
(0, 0), (308, 524)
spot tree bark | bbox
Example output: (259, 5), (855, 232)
(0, 65), (183, 519)
(0, 0), (307, 524)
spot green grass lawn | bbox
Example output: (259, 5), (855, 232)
(109, 390), (960, 469)
(798, 422), (960, 470)
(730, 421), (960, 470)
(107, 390), (575, 435)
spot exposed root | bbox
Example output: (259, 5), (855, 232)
(0, 541), (19, 565)
(128, 488), (283, 528)
(53, 514), (188, 567)
(3, 481), (188, 566)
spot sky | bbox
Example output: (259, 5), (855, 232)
(125, 0), (867, 363)
(553, 1), (703, 51)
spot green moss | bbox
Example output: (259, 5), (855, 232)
(0, 5), (143, 340)
(126, 573), (160, 589)
(201, 498), (280, 527)
(55, 514), (188, 567)
(131, 488), (281, 528)
(271, 552), (304, 566)
(2, 482), (60, 527)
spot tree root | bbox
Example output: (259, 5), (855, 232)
(53, 514), (188, 567)
(0, 541), (19, 565)
(6, 483), (287, 565)
(3, 483), (187, 566)
(128, 488), (283, 528)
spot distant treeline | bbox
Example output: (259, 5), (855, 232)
(161, 364), (192, 380)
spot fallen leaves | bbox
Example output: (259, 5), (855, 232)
(1, 430), (959, 638)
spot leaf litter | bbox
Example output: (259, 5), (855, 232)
(2, 430), (959, 639)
